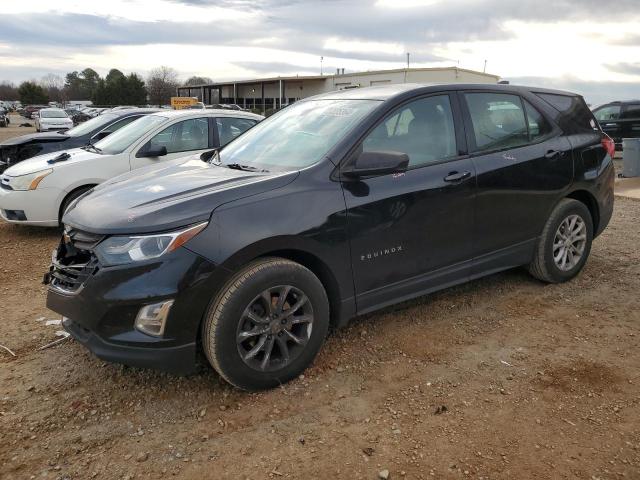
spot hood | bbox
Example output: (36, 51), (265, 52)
(0, 131), (69, 147)
(63, 157), (298, 234)
(4, 148), (102, 176)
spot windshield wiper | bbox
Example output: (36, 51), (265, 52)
(224, 163), (269, 173)
(82, 144), (102, 154)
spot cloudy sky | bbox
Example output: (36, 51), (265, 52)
(1, 0), (639, 105)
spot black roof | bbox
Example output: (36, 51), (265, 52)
(309, 83), (582, 103)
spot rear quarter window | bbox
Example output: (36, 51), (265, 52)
(535, 93), (597, 134)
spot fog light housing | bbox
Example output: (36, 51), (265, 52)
(134, 300), (174, 337)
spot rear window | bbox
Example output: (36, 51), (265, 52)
(535, 93), (597, 134)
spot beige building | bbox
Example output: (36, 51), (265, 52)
(176, 67), (500, 111)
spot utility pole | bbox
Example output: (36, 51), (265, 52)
(483, 59), (487, 73)
(320, 56), (323, 76)
(406, 52), (410, 69)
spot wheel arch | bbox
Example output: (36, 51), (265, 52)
(58, 184), (97, 222)
(565, 189), (599, 233)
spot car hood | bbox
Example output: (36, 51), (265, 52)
(4, 148), (102, 176)
(63, 157), (299, 235)
(0, 131), (70, 147)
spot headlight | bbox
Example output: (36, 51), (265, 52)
(94, 222), (208, 266)
(9, 168), (53, 191)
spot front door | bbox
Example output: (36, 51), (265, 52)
(459, 91), (573, 274)
(621, 103), (640, 142)
(130, 117), (212, 170)
(342, 93), (477, 312)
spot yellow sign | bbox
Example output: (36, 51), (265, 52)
(171, 97), (198, 109)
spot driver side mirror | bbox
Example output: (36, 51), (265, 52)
(342, 150), (409, 178)
(137, 145), (168, 158)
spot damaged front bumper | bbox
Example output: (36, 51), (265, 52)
(44, 228), (225, 374)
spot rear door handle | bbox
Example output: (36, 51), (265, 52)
(444, 171), (471, 182)
(544, 150), (564, 160)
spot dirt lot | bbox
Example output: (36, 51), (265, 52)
(1, 116), (639, 479)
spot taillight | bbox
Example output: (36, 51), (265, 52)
(602, 135), (615, 158)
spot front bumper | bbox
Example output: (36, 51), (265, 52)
(46, 246), (225, 374)
(0, 186), (62, 226)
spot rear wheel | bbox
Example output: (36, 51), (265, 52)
(528, 198), (593, 283)
(202, 258), (330, 390)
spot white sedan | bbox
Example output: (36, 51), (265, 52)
(35, 108), (74, 132)
(0, 109), (262, 226)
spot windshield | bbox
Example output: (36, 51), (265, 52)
(40, 109), (68, 118)
(219, 99), (381, 170)
(65, 113), (118, 137)
(94, 114), (167, 155)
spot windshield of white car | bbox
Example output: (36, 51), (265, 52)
(94, 115), (167, 155)
(40, 109), (68, 119)
(218, 99), (381, 171)
(65, 113), (118, 137)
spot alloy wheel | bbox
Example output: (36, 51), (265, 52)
(552, 214), (587, 271)
(236, 285), (314, 372)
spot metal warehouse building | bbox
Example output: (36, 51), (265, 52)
(176, 67), (500, 111)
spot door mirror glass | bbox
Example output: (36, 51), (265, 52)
(343, 150), (409, 178)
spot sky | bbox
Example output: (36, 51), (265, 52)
(1, 0), (639, 105)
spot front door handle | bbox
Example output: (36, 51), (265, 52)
(444, 171), (471, 182)
(544, 150), (564, 160)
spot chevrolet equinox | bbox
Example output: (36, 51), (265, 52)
(45, 84), (615, 390)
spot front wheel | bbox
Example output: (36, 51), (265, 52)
(528, 198), (593, 283)
(202, 258), (330, 390)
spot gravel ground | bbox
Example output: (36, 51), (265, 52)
(0, 118), (639, 479)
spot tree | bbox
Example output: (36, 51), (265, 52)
(18, 81), (49, 104)
(40, 74), (64, 103)
(147, 66), (180, 106)
(0, 82), (19, 101)
(64, 68), (101, 100)
(123, 73), (147, 105)
(184, 76), (213, 86)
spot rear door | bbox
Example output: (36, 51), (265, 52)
(130, 117), (212, 169)
(460, 91), (572, 274)
(342, 93), (477, 312)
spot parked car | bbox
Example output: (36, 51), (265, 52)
(68, 110), (92, 125)
(42, 84), (614, 390)
(0, 107), (9, 128)
(592, 100), (640, 150)
(34, 108), (74, 132)
(0, 108), (161, 173)
(23, 105), (47, 119)
(0, 109), (262, 225)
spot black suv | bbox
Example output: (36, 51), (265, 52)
(592, 100), (640, 150)
(0, 108), (160, 173)
(46, 84), (614, 390)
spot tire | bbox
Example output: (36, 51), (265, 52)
(202, 257), (330, 391)
(528, 198), (593, 283)
(59, 187), (93, 223)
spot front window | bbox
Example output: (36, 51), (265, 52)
(40, 110), (68, 119)
(594, 105), (621, 122)
(362, 95), (457, 167)
(218, 99), (381, 171)
(65, 113), (118, 137)
(94, 115), (168, 155)
(143, 118), (209, 154)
